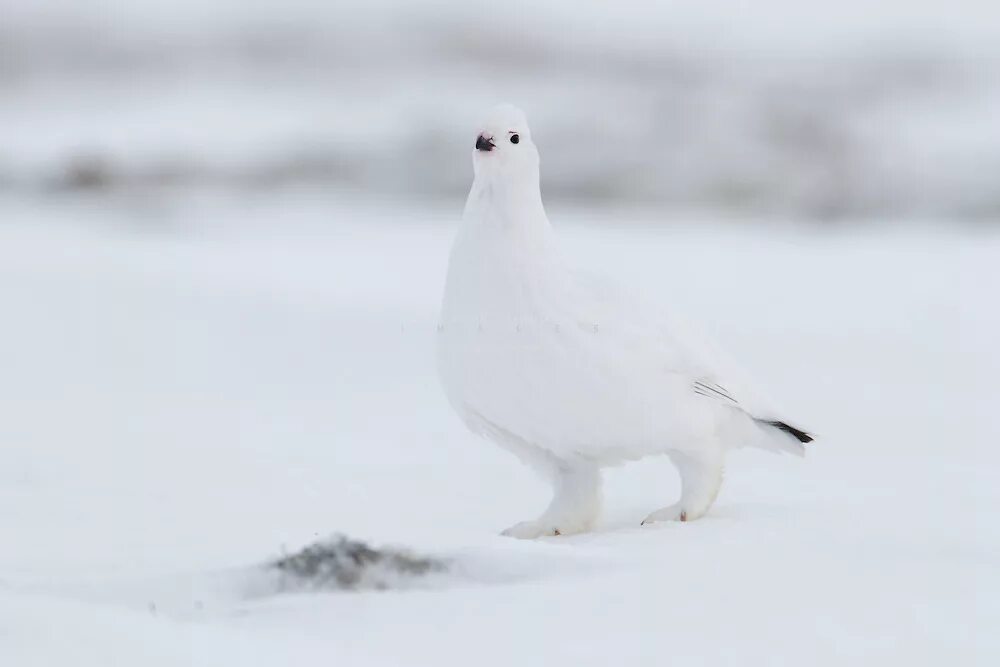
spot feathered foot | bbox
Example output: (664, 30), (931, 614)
(642, 449), (723, 525)
(501, 465), (601, 539)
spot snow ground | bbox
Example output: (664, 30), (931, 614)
(1, 195), (997, 665)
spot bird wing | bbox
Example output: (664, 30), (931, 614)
(569, 267), (812, 451)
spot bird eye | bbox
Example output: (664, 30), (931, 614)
(510, 134), (520, 144)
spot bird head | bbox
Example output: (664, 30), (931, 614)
(472, 104), (540, 185)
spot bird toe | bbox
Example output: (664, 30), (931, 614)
(642, 504), (690, 525)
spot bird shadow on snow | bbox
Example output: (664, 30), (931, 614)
(561, 499), (805, 551)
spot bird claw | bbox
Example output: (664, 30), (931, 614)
(501, 520), (562, 539)
(501, 519), (585, 539)
(642, 504), (690, 525)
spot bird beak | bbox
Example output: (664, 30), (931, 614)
(475, 134), (495, 152)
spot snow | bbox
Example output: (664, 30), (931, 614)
(1, 193), (997, 665)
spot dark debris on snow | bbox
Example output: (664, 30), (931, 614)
(267, 535), (445, 592)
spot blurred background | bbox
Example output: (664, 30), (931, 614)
(2, 0), (999, 221)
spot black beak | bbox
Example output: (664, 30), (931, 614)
(476, 134), (495, 152)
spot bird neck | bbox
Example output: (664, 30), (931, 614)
(463, 172), (553, 252)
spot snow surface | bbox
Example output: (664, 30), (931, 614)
(1, 195), (998, 665)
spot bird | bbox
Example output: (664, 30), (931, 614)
(436, 104), (814, 539)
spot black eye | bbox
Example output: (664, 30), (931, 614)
(510, 134), (520, 144)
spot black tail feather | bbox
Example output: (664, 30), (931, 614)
(759, 420), (814, 443)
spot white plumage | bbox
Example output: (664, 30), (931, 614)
(437, 104), (813, 538)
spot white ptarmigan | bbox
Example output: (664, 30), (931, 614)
(437, 104), (813, 539)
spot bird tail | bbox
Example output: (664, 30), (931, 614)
(756, 419), (814, 443)
(749, 418), (814, 457)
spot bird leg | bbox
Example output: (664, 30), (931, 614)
(643, 450), (724, 524)
(502, 464), (602, 539)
